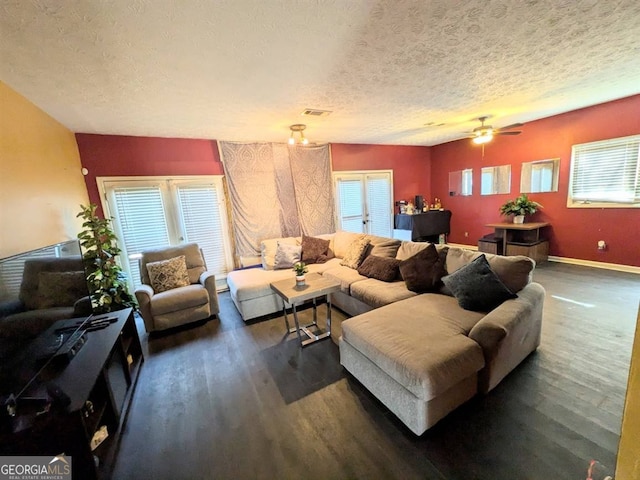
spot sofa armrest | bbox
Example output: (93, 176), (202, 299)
(73, 296), (93, 316)
(469, 282), (545, 358)
(469, 282), (545, 393)
(135, 284), (155, 332)
(0, 299), (25, 318)
(200, 271), (219, 315)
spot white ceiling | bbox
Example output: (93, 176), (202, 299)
(1, 0), (640, 146)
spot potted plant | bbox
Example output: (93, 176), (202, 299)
(292, 261), (309, 286)
(77, 203), (137, 313)
(499, 194), (542, 224)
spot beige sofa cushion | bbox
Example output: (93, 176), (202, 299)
(227, 259), (340, 302)
(150, 284), (209, 315)
(341, 294), (485, 400)
(350, 278), (416, 308)
(365, 235), (401, 258)
(323, 264), (367, 293)
(445, 248), (534, 293)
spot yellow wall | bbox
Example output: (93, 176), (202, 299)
(617, 305), (640, 480)
(0, 81), (89, 258)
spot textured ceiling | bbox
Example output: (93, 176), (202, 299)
(1, 0), (640, 146)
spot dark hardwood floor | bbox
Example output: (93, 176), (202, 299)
(111, 262), (639, 480)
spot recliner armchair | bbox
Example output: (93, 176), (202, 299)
(135, 243), (219, 332)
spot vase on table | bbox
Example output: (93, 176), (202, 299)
(513, 215), (525, 224)
(295, 275), (306, 286)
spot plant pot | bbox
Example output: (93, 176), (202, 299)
(295, 275), (306, 286)
(513, 215), (525, 224)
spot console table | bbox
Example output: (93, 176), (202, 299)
(0, 308), (143, 479)
(483, 222), (550, 263)
(394, 210), (452, 242)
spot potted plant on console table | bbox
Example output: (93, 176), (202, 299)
(499, 194), (542, 224)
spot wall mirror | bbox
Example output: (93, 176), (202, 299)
(521, 158), (560, 193)
(481, 165), (511, 195)
(449, 169), (473, 196)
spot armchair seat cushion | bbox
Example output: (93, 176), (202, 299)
(150, 284), (209, 316)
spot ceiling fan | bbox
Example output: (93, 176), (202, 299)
(470, 116), (523, 145)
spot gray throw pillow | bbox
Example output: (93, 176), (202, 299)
(399, 244), (448, 293)
(357, 255), (401, 282)
(274, 242), (302, 269)
(442, 254), (517, 312)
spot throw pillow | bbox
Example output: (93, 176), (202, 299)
(146, 255), (190, 293)
(399, 243), (448, 293)
(357, 255), (401, 282)
(340, 237), (371, 269)
(273, 242), (302, 269)
(442, 254), (517, 312)
(37, 271), (87, 308)
(301, 235), (330, 264)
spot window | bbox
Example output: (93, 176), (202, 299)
(98, 176), (234, 291)
(333, 171), (393, 237)
(568, 135), (640, 208)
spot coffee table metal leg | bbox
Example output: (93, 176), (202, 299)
(282, 300), (297, 333)
(327, 293), (332, 336)
(292, 303), (303, 344)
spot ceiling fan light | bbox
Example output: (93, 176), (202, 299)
(288, 133), (295, 145)
(473, 133), (493, 145)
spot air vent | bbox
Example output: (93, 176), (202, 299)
(301, 109), (332, 117)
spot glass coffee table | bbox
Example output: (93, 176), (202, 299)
(270, 272), (341, 347)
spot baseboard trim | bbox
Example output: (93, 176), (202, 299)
(547, 256), (640, 274)
(445, 243), (639, 274)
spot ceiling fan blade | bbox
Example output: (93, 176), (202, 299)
(499, 123), (524, 130)
(496, 130), (521, 135)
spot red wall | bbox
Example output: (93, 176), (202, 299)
(77, 136), (431, 217)
(76, 134), (223, 215)
(431, 95), (640, 267)
(331, 143), (431, 205)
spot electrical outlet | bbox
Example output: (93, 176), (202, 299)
(597, 240), (607, 250)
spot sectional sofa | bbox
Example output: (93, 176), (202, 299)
(226, 231), (544, 434)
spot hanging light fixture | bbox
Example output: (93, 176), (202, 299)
(472, 130), (493, 145)
(288, 124), (309, 145)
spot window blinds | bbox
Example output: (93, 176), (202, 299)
(112, 186), (171, 287)
(570, 135), (640, 204)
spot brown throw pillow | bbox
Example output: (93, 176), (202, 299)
(340, 237), (371, 269)
(357, 255), (401, 282)
(146, 255), (190, 293)
(399, 244), (448, 293)
(301, 235), (330, 264)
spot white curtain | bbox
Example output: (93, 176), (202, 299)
(219, 142), (334, 259)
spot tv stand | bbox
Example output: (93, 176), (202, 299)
(0, 308), (143, 479)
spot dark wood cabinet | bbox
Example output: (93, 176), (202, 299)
(394, 210), (452, 242)
(0, 308), (143, 479)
